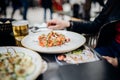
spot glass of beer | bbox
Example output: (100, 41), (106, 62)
(12, 20), (29, 46)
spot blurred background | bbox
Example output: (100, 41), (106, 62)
(0, 0), (106, 25)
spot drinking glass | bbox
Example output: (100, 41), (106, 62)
(12, 20), (29, 46)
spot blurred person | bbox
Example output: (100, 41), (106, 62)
(0, 0), (9, 17)
(40, 0), (53, 22)
(83, 0), (105, 21)
(11, 0), (29, 20)
(47, 0), (120, 68)
(82, 0), (92, 21)
(29, 0), (35, 8)
(69, 0), (85, 19)
(70, 0), (81, 18)
(73, 3), (80, 18)
(11, 0), (22, 19)
(52, 0), (63, 12)
(93, 0), (105, 7)
(20, 0), (29, 20)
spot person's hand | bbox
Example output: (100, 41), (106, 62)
(102, 56), (118, 67)
(47, 19), (70, 30)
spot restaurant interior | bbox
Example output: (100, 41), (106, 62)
(0, 0), (120, 80)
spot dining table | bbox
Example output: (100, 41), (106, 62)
(1, 38), (119, 80)
(36, 49), (120, 80)
(0, 21), (120, 80)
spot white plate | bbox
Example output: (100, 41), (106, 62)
(41, 60), (48, 73)
(0, 46), (43, 80)
(21, 30), (86, 54)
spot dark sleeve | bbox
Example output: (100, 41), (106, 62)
(68, 0), (113, 34)
(118, 58), (120, 69)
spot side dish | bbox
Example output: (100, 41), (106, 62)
(0, 48), (35, 80)
(57, 48), (99, 64)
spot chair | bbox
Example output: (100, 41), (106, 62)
(96, 20), (118, 48)
(84, 33), (99, 48)
(0, 18), (16, 46)
(85, 20), (119, 48)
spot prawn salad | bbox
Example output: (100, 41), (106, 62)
(0, 48), (35, 80)
(56, 48), (99, 64)
(38, 31), (70, 47)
